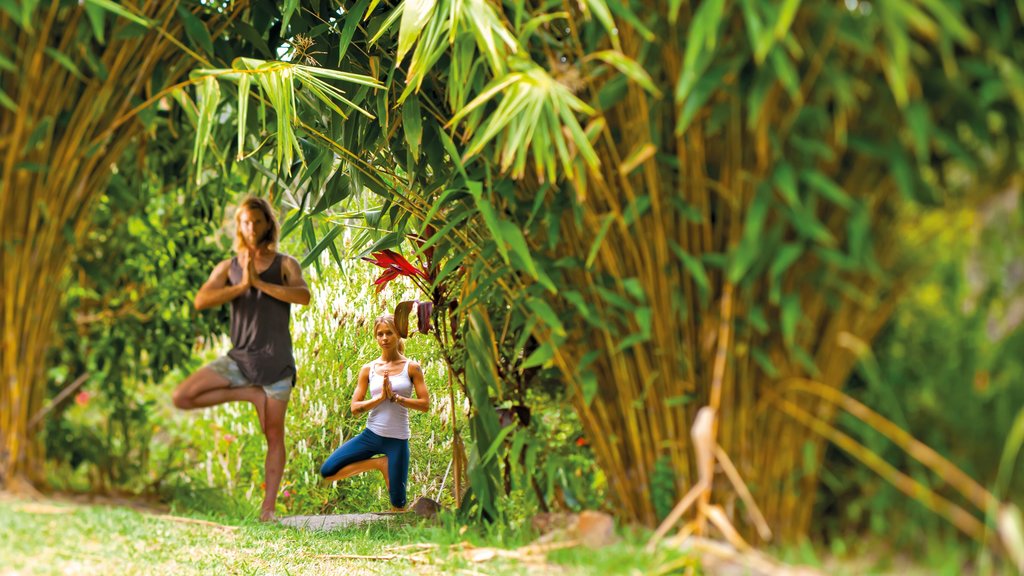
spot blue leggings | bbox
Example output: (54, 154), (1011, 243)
(319, 428), (410, 508)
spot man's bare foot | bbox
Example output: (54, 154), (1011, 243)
(259, 508), (276, 523)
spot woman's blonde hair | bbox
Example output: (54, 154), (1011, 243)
(233, 196), (280, 253)
(373, 314), (406, 355)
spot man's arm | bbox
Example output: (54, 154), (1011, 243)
(194, 260), (248, 310)
(253, 254), (311, 306)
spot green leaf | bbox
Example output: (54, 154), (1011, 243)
(676, 57), (731, 135)
(527, 298), (566, 339)
(402, 94), (423, 158)
(300, 226), (343, 267)
(774, 162), (799, 206)
(337, 0), (372, 64)
(801, 170), (853, 210)
(468, 181), (508, 264)
(586, 213), (615, 269)
(500, 219), (554, 291)
(683, 0), (725, 72)
(312, 168), (352, 214)
(727, 184), (771, 282)
(0, 88), (16, 113)
(781, 294), (800, 348)
(751, 347), (779, 378)
(281, 0), (300, 34)
(176, 5), (214, 57)
(774, 0), (802, 40)
(522, 341), (555, 369)
(233, 21), (273, 58)
(588, 51), (662, 97)
(44, 48), (84, 81)
(769, 48), (801, 103)
(397, 0), (436, 64)
(83, 0), (153, 28)
(83, 1), (106, 43)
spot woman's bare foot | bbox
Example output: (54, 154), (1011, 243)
(259, 508), (276, 523)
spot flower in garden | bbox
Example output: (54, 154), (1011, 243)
(361, 249), (428, 292)
(74, 391), (91, 407)
(223, 434), (236, 444)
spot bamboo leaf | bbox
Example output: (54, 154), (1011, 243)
(176, 5), (214, 56)
(281, 0), (300, 34)
(193, 75), (222, 181)
(44, 48), (84, 81)
(774, 162), (799, 206)
(774, 0), (802, 40)
(752, 347), (780, 378)
(468, 181), (508, 264)
(586, 213), (615, 269)
(301, 226), (344, 267)
(683, 0), (725, 71)
(83, 2), (106, 43)
(727, 184), (772, 282)
(588, 50), (662, 97)
(527, 298), (566, 339)
(522, 342), (555, 369)
(83, 0), (153, 28)
(338, 0), (373, 64)
(671, 243), (710, 305)
(236, 73), (250, 159)
(0, 88), (16, 113)
(781, 294), (800, 348)
(397, 0), (437, 64)
(801, 170), (854, 210)
(402, 94), (423, 158)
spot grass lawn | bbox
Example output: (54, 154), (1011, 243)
(0, 493), (691, 575)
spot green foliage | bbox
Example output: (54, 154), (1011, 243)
(817, 204), (1024, 548)
(44, 146), (231, 493)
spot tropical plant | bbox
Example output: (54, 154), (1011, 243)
(186, 0), (1024, 546)
(43, 137), (232, 494)
(0, 0), (307, 490)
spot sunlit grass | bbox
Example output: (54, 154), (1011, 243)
(0, 494), (691, 575)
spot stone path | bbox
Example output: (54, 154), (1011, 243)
(279, 512), (397, 531)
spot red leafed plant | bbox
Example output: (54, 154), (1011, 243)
(362, 249), (428, 293)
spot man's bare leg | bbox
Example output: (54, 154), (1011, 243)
(172, 367), (267, 432)
(322, 457), (390, 491)
(260, 396), (288, 522)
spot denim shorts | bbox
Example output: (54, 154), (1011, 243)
(205, 356), (293, 402)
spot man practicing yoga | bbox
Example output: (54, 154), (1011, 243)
(172, 196), (310, 522)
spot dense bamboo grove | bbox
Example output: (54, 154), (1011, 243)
(4, 0), (1024, 552)
(0, 0), (252, 488)
(183, 0), (1024, 544)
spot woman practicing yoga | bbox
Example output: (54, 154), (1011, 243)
(319, 313), (430, 510)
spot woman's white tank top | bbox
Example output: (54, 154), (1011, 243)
(366, 360), (412, 439)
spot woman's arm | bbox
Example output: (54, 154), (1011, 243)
(350, 365), (386, 414)
(397, 361), (430, 413)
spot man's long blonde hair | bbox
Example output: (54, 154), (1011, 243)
(233, 196), (280, 253)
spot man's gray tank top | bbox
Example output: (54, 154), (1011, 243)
(367, 360), (412, 440)
(226, 254), (295, 386)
